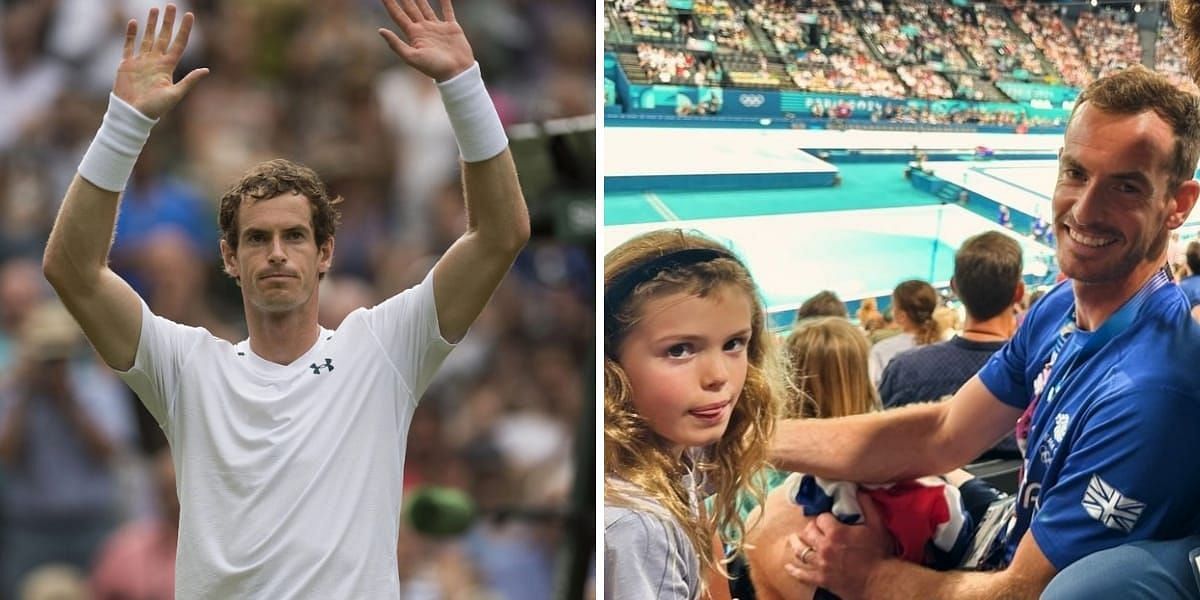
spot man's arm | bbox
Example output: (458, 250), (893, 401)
(772, 376), (1022, 482)
(788, 505), (1057, 600)
(432, 151), (528, 343)
(45, 176), (144, 371)
(378, 0), (529, 344)
(43, 5), (207, 370)
(861, 530), (1057, 599)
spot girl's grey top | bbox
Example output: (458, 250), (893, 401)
(603, 472), (701, 600)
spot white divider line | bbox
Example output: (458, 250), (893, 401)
(644, 192), (680, 222)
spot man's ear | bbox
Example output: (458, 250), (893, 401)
(220, 239), (240, 283)
(318, 236), (335, 277)
(1167, 179), (1200, 229)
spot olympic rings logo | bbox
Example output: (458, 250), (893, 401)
(738, 93), (766, 108)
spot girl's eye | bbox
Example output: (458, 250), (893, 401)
(666, 343), (693, 358)
(724, 337), (748, 352)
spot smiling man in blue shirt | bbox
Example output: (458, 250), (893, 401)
(769, 64), (1200, 600)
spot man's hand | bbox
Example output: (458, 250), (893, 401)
(114, 4), (208, 119)
(784, 491), (896, 600)
(378, 0), (474, 82)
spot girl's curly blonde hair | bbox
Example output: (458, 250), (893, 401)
(604, 229), (785, 579)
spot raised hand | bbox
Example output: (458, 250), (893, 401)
(378, 0), (474, 82)
(114, 4), (208, 119)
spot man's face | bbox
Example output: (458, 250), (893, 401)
(1052, 103), (1191, 286)
(220, 193), (333, 314)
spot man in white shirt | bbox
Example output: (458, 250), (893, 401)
(42, 2), (528, 597)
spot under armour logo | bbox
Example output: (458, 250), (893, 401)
(310, 358), (334, 374)
(1082, 474), (1144, 533)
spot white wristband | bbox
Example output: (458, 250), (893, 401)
(437, 62), (508, 163)
(77, 93), (158, 192)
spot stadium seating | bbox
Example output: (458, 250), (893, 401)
(606, 0), (1192, 128)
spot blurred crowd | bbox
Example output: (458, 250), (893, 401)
(608, 0), (1191, 108)
(1013, 2), (1090, 87)
(0, 0), (593, 598)
(859, 0), (968, 72)
(896, 66), (954, 100)
(1156, 18), (1200, 94)
(763, 0), (909, 97)
(635, 42), (724, 86)
(1075, 8), (1142, 81)
(802, 101), (1058, 130)
(693, 0), (757, 52)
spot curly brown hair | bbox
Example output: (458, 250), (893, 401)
(1173, 0), (1200, 90)
(604, 229), (785, 582)
(217, 159), (343, 279)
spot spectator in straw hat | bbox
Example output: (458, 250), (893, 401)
(17, 564), (87, 600)
(0, 302), (135, 599)
(18, 564), (88, 600)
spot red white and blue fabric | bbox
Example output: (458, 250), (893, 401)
(786, 473), (974, 569)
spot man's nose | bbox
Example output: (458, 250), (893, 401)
(268, 235), (287, 263)
(1072, 180), (1105, 226)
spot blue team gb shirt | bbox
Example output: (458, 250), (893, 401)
(977, 279), (1200, 570)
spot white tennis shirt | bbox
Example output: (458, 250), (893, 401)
(116, 272), (454, 598)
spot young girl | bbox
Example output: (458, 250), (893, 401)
(604, 229), (783, 599)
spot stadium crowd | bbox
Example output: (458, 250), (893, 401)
(1157, 17), (1200, 94)
(0, 0), (592, 599)
(1075, 8), (1142, 81)
(858, 0), (969, 73)
(1013, 2), (1091, 87)
(609, 0), (1194, 113)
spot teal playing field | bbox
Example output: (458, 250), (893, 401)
(603, 128), (1058, 329)
(604, 204), (1054, 329)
